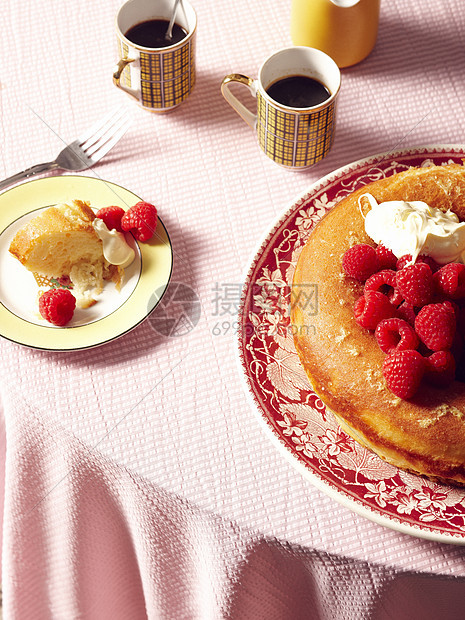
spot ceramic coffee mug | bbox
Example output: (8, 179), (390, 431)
(113, 0), (197, 112)
(221, 47), (341, 170)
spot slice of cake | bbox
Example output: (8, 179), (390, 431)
(9, 199), (121, 308)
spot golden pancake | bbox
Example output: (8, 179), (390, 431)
(291, 164), (465, 486)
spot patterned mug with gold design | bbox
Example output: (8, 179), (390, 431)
(221, 47), (341, 170)
(113, 0), (196, 112)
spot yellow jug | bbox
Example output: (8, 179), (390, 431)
(290, 0), (381, 68)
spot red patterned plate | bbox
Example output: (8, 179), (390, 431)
(237, 146), (465, 543)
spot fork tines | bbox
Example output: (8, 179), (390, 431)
(79, 106), (132, 160)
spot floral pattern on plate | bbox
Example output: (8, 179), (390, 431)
(237, 146), (465, 542)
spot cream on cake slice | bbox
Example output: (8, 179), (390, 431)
(9, 199), (121, 308)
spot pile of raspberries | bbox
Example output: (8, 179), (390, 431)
(342, 242), (465, 399)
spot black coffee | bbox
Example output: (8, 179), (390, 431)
(266, 75), (331, 108)
(125, 18), (187, 48)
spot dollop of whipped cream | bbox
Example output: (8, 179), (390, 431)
(361, 193), (465, 265)
(93, 218), (135, 268)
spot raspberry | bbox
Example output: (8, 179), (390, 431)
(364, 269), (395, 293)
(39, 288), (76, 326)
(414, 301), (457, 351)
(397, 301), (416, 326)
(434, 262), (465, 300)
(375, 244), (397, 270)
(121, 201), (158, 242)
(375, 317), (419, 354)
(395, 262), (434, 307)
(396, 254), (439, 272)
(95, 205), (125, 232)
(424, 350), (456, 387)
(342, 244), (378, 282)
(396, 255), (412, 271)
(382, 349), (425, 399)
(354, 291), (397, 330)
(364, 269), (402, 306)
(423, 256), (440, 273)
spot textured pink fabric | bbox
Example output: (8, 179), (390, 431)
(1, 0), (465, 618)
(4, 404), (465, 620)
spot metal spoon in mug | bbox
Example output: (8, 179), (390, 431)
(165, 0), (182, 41)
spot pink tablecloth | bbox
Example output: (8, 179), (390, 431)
(1, 0), (465, 618)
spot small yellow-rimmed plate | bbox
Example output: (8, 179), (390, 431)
(0, 175), (173, 351)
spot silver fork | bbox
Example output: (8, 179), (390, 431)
(0, 107), (132, 191)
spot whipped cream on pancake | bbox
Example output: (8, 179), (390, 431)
(361, 193), (465, 265)
(93, 218), (135, 268)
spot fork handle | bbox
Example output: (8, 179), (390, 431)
(0, 161), (60, 191)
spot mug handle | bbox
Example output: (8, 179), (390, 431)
(221, 74), (257, 129)
(113, 57), (138, 101)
